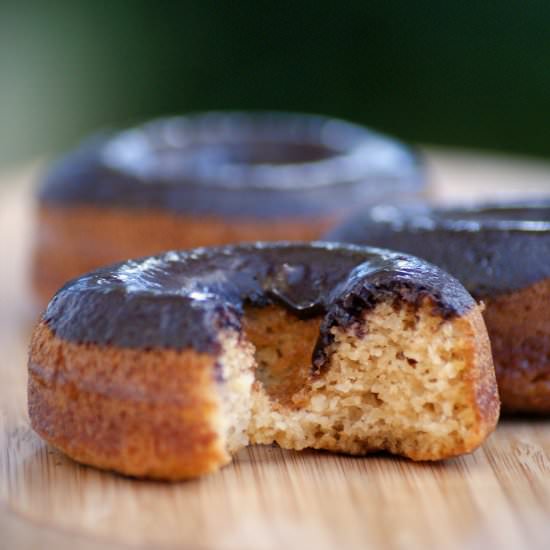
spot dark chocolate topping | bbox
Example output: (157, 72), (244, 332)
(38, 112), (423, 219)
(327, 202), (550, 298)
(43, 243), (474, 358)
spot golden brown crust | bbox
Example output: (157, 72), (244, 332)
(451, 304), (500, 454)
(32, 205), (338, 303)
(483, 279), (550, 414)
(28, 322), (228, 480)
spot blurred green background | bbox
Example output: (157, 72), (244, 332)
(0, 1), (549, 168)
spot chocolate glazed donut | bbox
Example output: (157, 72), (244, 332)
(28, 243), (498, 480)
(327, 202), (550, 414)
(32, 112), (424, 303)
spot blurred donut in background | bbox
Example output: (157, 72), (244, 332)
(32, 112), (424, 303)
(327, 202), (550, 414)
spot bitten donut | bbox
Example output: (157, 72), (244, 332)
(32, 112), (423, 303)
(28, 242), (498, 480)
(328, 202), (550, 413)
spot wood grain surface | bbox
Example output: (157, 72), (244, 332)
(2, 150), (550, 550)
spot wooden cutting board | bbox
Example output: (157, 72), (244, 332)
(2, 150), (550, 550)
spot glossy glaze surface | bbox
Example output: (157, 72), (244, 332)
(44, 243), (474, 361)
(38, 113), (423, 218)
(327, 203), (550, 297)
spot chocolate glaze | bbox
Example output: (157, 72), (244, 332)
(327, 202), (550, 298)
(38, 113), (423, 219)
(43, 243), (475, 364)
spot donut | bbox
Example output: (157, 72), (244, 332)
(28, 242), (498, 480)
(32, 112), (423, 303)
(327, 202), (550, 413)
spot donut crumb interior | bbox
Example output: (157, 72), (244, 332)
(217, 300), (480, 461)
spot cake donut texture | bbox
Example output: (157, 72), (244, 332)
(28, 243), (498, 480)
(33, 112), (423, 302)
(328, 203), (550, 413)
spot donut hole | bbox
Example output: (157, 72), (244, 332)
(242, 306), (322, 405)
(204, 141), (336, 165)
